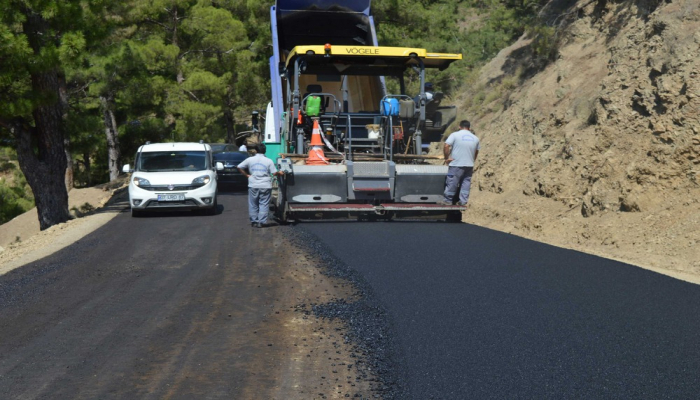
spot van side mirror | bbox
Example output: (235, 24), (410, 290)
(122, 164), (132, 173)
(215, 162), (224, 171)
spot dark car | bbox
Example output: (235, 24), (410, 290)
(209, 143), (238, 154)
(213, 151), (249, 187)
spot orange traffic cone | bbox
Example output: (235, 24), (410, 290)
(306, 146), (329, 165)
(306, 119), (329, 165)
(309, 119), (323, 146)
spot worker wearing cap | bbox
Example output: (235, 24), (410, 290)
(238, 143), (285, 228)
(414, 82), (435, 104)
(443, 120), (479, 206)
(424, 82), (435, 101)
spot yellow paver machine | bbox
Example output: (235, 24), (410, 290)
(264, 0), (464, 222)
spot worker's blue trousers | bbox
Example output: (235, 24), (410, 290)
(248, 188), (272, 224)
(444, 166), (474, 205)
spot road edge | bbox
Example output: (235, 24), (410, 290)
(0, 190), (128, 276)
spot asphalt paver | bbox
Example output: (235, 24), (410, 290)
(300, 221), (700, 399)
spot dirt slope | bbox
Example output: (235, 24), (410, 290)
(455, 0), (700, 279)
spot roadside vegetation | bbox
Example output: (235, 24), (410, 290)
(0, 0), (552, 229)
(0, 148), (34, 225)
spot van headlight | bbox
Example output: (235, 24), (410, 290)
(133, 177), (151, 187)
(192, 175), (211, 185)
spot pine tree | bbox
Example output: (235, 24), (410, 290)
(0, 0), (107, 229)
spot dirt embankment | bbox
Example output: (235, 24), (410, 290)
(454, 0), (700, 280)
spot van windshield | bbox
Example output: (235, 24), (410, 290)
(138, 151), (207, 172)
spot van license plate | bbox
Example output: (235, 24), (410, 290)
(158, 194), (185, 201)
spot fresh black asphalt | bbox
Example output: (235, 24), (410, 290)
(299, 221), (700, 399)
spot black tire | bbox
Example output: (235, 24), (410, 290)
(131, 208), (144, 218)
(274, 178), (289, 224)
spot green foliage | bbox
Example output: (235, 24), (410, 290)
(52, 0), (274, 187)
(2, 0), (550, 194)
(182, 5), (247, 52)
(0, 147), (17, 161)
(0, 184), (30, 224)
(0, 0), (104, 119)
(58, 32), (87, 66)
(0, 161), (15, 172)
(0, 166), (34, 224)
(528, 24), (558, 63)
(372, 0), (545, 97)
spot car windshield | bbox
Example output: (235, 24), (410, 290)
(138, 151), (207, 172)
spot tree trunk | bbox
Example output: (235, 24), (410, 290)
(173, 8), (185, 85)
(77, 153), (93, 187)
(13, 70), (71, 230)
(84, 152), (92, 187)
(64, 138), (74, 191)
(101, 95), (121, 181)
(218, 51), (237, 144)
(9, 4), (70, 230)
(59, 72), (74, 191)
(224, 108), (235, 144)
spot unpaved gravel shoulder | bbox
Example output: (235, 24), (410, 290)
(0, 190), (128, 275)
(243, 238), (378, 399)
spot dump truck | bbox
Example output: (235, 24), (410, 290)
(263, 0), (465, 222)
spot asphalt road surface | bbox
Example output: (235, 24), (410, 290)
(300, 221), (700, 399)
(3, 190), (700, 399)
(0, 189), (377, 399)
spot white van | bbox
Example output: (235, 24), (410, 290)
(122, 142), (223, 217)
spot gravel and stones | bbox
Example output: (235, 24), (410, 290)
(289, 227), (409, 399)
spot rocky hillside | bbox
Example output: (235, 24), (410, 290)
(457, 0), (700, 278)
